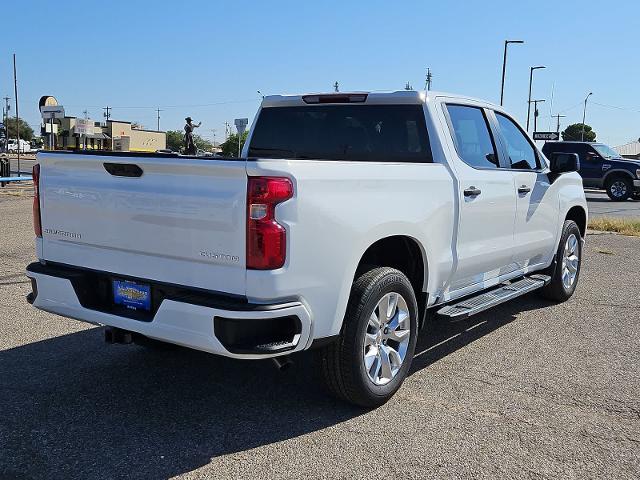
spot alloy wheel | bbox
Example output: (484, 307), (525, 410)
(363, 292), (411, 386)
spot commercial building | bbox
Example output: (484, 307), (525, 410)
(53, 117), (166, 152)
(103, 120), (166, 152)
(614, 141), (640, 160)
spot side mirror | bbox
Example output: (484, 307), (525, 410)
(549, 152), (580, 174)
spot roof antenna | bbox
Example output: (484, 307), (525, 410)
(405, 82), (412, 90)
(333, 81), (339, 92)
(424, 68), (433, 91)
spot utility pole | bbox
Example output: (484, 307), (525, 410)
(2, 96), (9, 153)
(531, 99), (545, 133)
(83, 109), (88, 119)
(224, 121), (230, 140)
(500, 40), (524, 106)
(156, 108), (162, 131)
(334, 81), (339, 92)
(13, 54), (20, 174)
(424, 68), (433, 91)
(526, 65), (545, 132)
(211, 129), (216, 150)
(581, 92), (593, 141)
(552, 114), (566, 134)
(103, 106), (111, 121)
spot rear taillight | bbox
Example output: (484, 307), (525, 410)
(247, 176), (293, 270)
(32, 164), (42, 238)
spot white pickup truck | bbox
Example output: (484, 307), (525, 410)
(26, 91), (587, 407)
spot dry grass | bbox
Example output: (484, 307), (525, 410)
(588, 217), (640, 237)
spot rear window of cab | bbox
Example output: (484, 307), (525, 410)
(248, 105), (432, 163)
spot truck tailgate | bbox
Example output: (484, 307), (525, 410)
(38, 152), (247, 296)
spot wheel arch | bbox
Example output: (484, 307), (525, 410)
(565, 205), (587, 237)
(351, 235), (431, 330)
(354, 235), (428, 294)
(603, 169), (634, 186)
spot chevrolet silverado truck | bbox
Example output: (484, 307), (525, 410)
(26, 91), (587, 407)
(542, 141), (640, 201)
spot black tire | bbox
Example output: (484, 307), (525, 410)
(539, 220), (582, 302)
(605, 175), (632, 201)
(315, 267), (418, 408)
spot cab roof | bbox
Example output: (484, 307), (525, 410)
(261, 90), (499, 109)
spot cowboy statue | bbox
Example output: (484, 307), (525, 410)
(184, 116), (201, 155)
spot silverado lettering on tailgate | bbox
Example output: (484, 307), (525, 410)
(43, 228), (82, 240)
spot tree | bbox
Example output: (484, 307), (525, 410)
(192, 134), (213, 152)
(5, 117), (34, 141)
(166, 130), (184, 152)
(166, 129), (214, 153)
(220, 131), (249, 157)
(561, 123), (596, 142)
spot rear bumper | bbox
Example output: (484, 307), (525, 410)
(26, 262), (312, 359)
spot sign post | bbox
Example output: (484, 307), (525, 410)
(533, 131), (560, 141)
(234, 118), (248, 158)
(40, 105), (65, 150)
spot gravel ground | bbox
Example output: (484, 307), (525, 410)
(0, 195), (639, 479)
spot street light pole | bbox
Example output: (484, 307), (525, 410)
(526, 65), (546, 132)
(581, 92), (593, 141)
(500, 40), (524, 106)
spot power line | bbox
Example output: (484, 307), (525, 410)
(591, 101), (640, 114)
(63, 98), (259, 111)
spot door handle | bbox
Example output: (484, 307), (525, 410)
(104, 163), (143, 177)
(517, 185), (531, 194)
(463, 186), (482, 197)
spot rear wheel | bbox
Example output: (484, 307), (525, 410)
(316, 267), (418, 407)
(540, 220), (582, 302)
(605, 176), (632, 201)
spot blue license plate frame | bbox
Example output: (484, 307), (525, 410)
(113, 280), (151, 311)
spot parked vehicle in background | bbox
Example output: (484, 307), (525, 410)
(542, 141), (640, 201)
(196, 149), (217, 157)
(7, 139), (32, 153)
(27, 90), (587, 407)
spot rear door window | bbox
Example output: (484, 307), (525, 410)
(248, 105), (432, 162)
(495, 113), (541, 170)
(445, 105), (499, 169)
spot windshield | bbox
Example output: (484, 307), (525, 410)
(248, 105), (432, 163)
(593, 144), (622, 159)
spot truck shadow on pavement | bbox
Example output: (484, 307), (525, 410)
(0, 294), (549, 479)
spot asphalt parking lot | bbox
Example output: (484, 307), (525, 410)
(1, 192), (639, 479)
(585, 190), (640, 219)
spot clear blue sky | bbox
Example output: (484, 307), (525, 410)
(2, 0), (639, 146)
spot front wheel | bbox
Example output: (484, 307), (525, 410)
(605, 176), (632, 201)
(316, 267), (418, 407)
(540, 220), (582, 302)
